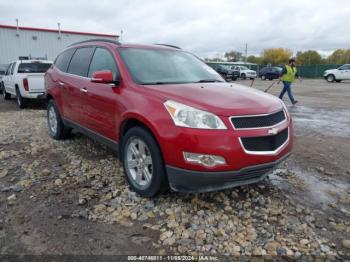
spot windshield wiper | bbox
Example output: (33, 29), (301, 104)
(142, 81), (188, 85)
(195, 79), (224, 83)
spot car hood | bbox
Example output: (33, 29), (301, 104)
(143, 82), (282, 116)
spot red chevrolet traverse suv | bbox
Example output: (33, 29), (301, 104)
(45, 39), (292, 197)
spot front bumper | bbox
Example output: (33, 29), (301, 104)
(167, 153), (289, 193)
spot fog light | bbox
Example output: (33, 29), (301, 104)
(183, 152), (226, 167)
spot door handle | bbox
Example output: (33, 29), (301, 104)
(58, 82), (65, 88)
(80, 87), (88, 93)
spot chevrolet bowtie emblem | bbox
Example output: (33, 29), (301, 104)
(268, 128), (278, 135)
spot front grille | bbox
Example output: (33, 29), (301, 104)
(231, 110), (285, 129)
(241, 128), (288, 152)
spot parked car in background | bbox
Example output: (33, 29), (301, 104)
(231, 66), (257, 80)
(0, 64), (9, 93)
(229, 66), (240, 81)
(1, 60), (53, 108)
(259, 67), (283, 80)
(45, 39), (292, 197)
(323, 64), (350, 82)
(208, 64), (235, 81)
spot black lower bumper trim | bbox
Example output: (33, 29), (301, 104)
(167, 153), (290, 193)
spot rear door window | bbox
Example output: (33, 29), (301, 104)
(67, 47), (95, 77)
(88, 48), (119, 79)
(17, 63), (52, 73)
(55, 48), (76, 72)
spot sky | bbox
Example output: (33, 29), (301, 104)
(0, 0), (349, 58)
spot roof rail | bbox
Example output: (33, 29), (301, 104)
(155, 44), (181, 49)
(68, 38), (121, 47)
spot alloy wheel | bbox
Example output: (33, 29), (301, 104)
(125, 137), (153, 189)
(327, 75), (334, 82)
(48, 106), (58, 134)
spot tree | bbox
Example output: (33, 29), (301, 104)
(327, 49), (350, 64)
(204, 57), (224, 62)
(224, 51), (243, 62)
(247, 55), (263, 64)
(296, 50), (322, 65)
(262, 48), (293, 65)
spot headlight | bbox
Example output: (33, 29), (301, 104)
(280, 100), (290, 118)
(164, 100), (227, 129)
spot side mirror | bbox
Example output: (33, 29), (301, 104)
(91, 70), (119, 85)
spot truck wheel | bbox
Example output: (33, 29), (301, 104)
(16, 88), (26, 109)
(47, 99), (71, 140)
(2, 84), (11, 100)
(122, 127), (169, 197)
(241, 74), (246, 80)
(326, 74), (335, 82)
(261, 75), (266, 80)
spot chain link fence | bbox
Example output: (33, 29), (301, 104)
(206, 62), (343, 79)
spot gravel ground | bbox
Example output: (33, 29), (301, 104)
(0, 79), (350, 259)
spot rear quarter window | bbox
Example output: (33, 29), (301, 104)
(55, 48), (76, 73)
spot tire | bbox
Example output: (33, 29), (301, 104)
(326, 74), (335, 82)
(241, 74), (246, 80)
(121, 126), (169, 197)
(16, 87), (26, 109)
(2, 84), (10, 100)
(261, 75), (266, 80)
(250, 78), (254, 80)
(47, 99), (71, 140)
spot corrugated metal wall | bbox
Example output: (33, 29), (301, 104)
(0, 28), (117, 64)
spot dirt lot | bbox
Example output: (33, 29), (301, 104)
(1, 79), (350, 259)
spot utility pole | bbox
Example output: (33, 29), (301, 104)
(120, 29), (123, 42)
(15, 18), (19, 37)
(245, 43), (248, 64)
(57, 22), (62, 40)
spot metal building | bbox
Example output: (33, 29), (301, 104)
(0, 24), (119, 64)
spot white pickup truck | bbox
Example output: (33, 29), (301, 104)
(1, 60), (52, 108)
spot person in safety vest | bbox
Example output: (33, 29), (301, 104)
(278, 58), (301, 105)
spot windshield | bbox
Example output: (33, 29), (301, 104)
(18, 62), (52, 73)
(222, 65), (232, 70)
(272, 67), (283, 72)
(240, 66), (249, 70)
(338, 65), (350, 70)
(119, 48), (223, 84)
